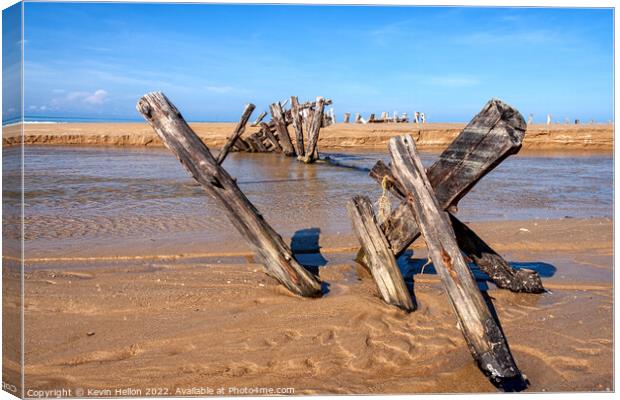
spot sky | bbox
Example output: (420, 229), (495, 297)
(9, 3), (615, 122)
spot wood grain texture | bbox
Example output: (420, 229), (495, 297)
(389, 135), (520, 381)
(137, 92), (322, 298)
(347, 196), (415, 312)
(216, 103), (255, 164)
(300, 97), (325, 164)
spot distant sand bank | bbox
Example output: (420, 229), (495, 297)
(2, 122), (613, 151)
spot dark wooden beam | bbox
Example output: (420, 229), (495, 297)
(216, 103), (255, 164)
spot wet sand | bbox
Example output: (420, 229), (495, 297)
(2, 145), (613, 394)
(8, 218), (612, 394)
(2, 122), (614, 151)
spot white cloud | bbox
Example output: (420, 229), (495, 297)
(50, 89), (109, 107)
(84, 89), (108, 105)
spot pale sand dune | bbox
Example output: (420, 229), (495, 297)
(6, 218), (612, 393)
(2, 122), (613, 151)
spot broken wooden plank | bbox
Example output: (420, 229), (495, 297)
(300, 97), (325, 163)
(368, 160), (545, 293)
(233, 137), (251, 152)
(260, 122), (282, 153)
(216, 103), (255, 164)
(290, 96), (305, 157)
(269, 102), (296, 156)
(389, 134), (520, 381)
(251, 110), (267, 127)
(137, 92), (322, 297)
(248, 133), (268, 152)
(347, 196), (415, 312)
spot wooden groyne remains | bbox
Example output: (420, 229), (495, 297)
(222, 96), (334, 163)
(138, 93), (545, 390)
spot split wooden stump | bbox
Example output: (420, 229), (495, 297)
(137, 92), (322, 298)
(389, 134), (520, 381)
(357, 99), (544, 294)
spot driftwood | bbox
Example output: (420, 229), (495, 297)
(347, 196), (415, 312)
(233, 137), (250, 152)
(368, 160), (544, 293)
(247, 134), (267, 152)
(137, 92), (322, 297)
(300, 97), (325, 163)
(216, 103), (255, 164)
(290, 96), (305, 157)
(389, 135), (520, 381)
(269, 103), (295, 156)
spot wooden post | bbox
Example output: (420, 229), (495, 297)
(368, 160), (544, 293)
(290, 96), (305, 157)
(389, 135), (520, 381)
(300, 97), (325, 164)
(354, 112), (361, 123)
(259, 122), (282, 153)
(251, 111), (267, 127)
(343, 113), (351, 123)
(216, 103), (255, 164)
(347, 196), (415, 312)
(269, 103), (296, 156)
(137, 92), (322, 297)
(368, 113), (376, 123)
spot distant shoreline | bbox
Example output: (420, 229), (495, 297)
(2, 121), (613, 151)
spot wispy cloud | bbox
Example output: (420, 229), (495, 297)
(50, 89), (109, 108)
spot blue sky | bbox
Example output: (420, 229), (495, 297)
(17, 3), (614, 122)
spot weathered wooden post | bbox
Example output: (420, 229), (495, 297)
(216, 103), (255, 164)
(389, 135), (521, 382)
(413, 111), (419, 124)
(137, 92), (322, 298)
(546, 114), (552, 125)
(300, 97), (325, 164)
(420, 112), (426, 123)
(290, 96), (305, 157)
(368, 113), (376, 123)
(269, 102), (296, 156)
(354, 112), (362, 123)
(347, 196), (415, 312)
(343, 112), (351, 123)
(527, 113), (533, 125)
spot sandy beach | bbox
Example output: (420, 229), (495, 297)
(3, 217), (611, 394)
(2, 122), (614, 151)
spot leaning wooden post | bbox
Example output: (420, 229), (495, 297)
(390, 135), (520, 382)
(216, 103), (255, 164)
(251, 111), (267, 127)
(347, 196), (415, 312)
(300, 97), (325, 164)
(137, 92), (322, 298)
(269, 103), (296, 156)
(290, 96), (305, 157)
(343, 113), (351, 123)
